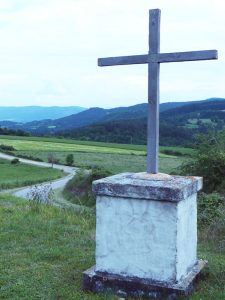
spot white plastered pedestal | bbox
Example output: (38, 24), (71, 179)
(83, 172), (206, 299)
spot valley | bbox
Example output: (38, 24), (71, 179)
(0, 98), (225, 299)
(1, 98), (225, 147)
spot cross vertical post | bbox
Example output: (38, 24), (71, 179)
(147, 9), (160, 173)
(98, 9), (217, 174)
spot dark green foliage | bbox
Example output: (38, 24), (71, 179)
(160, 149), (183, 156)
(0, 126), (29, 136)
(60, 118), (193, 146)
(11, 158), (19, 164)
(181, 130), (225, 193)
(56, 98), (225, 146)
(198, 193), (225, 227)
(65, 154), (74, 166)
(63, 167), (112, 207)
(0, 144), (15, 151)
(198, 193), (225, 252)
(61, 118), (147, 144)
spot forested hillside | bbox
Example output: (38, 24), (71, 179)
(0, 98), (225, 146)
(59, 99), (225, 146)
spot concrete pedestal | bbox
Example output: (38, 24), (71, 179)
(83, 172), (206, 299)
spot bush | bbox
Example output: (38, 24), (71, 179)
(0, 144), (15, 151)
(198, 192), (225, 247)
(66, 154), (74, 166)
(11, 158), (20, 164)
(198, 192), (224, 227)
(181, 130), (225, 193)
(63, 167), (112, 207)
(161, 149), (183, 156)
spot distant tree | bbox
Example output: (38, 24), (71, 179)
(66, 154), (74, 166)
(48, 153), (56, 167)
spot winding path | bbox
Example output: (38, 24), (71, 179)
(0, 152), (77, 199)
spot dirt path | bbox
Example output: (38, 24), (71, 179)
(0, 152), (77, 200)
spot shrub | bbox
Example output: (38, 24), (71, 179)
(66, 154), (74, 166)
(63, 167), (111, 207)
(198, 192), (224, 227)
(181, 130), (225, 193)
(161, 149), (183, 156)
(11, 158), (20, 164)
(0, 144), (15, 151)
(198, 192), (225, 247)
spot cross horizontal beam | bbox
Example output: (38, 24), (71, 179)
(98, 54), (148, 66)
(98, 50), (218, 67)
(158, 50), (218, 63)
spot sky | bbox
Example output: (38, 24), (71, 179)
(0, 0), (224, 108)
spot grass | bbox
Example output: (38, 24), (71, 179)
(11, 151), (184, 175)
(0, 159), (64, 190)
(0, 134), (195, 156)
(0, 135), (188, 175)
(0, 137), (147, 155)
(0, 194), (224, 299)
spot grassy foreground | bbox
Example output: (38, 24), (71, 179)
(0, 159), (64, 190)
(0, 194), (224, 300)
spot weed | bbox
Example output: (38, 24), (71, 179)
(27, 183), (54, 204)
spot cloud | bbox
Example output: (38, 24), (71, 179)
(0, 0), (223, 107)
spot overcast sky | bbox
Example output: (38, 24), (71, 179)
(0, 0), (224, 108)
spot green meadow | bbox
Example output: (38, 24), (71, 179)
(0, 194), (224, 300)
(0, 134), (195, 155)
(1, 135), (224, 299)
(0, 159), (64, 190)
(0, 135), (191, 174)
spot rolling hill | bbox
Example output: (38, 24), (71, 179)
(0, 106), (86, 123)
(0, 98), (225, 146)
(58, 98), (225, 146)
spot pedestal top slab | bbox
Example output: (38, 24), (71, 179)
(93, 172), (202, 202)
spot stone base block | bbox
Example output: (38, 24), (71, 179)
(83, 260), (207, 299)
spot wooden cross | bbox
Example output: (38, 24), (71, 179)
(98, 9), (218, 174)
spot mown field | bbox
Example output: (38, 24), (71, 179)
(0, 159), (64, 190)
(0, 135), (195, 155)
(0, 135), (191, 174)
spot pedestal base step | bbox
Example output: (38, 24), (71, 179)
(82, 260), (207, 299)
